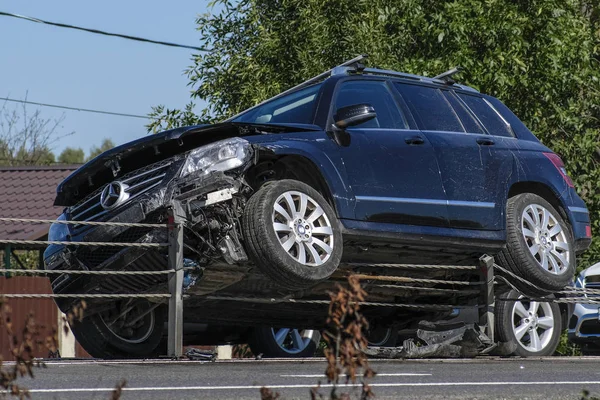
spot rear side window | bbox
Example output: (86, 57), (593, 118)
(394, 83), (464, 132)
(442, 91), (485, 134)
(334, 81), (407, 129)
(457, 94), (514, 137)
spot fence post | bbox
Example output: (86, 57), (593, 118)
(58, 312), (76, 358)
(3, 244), (11, 277)
(167, 202), (184, 358)
(479, 254), (495, 342)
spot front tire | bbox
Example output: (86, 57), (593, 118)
(498, 193), (575, 295)
(495, 289), (561, 357)
(249, 327), (321, 358)
(70, 301), (165, 359)
(242, 179), (343, 290)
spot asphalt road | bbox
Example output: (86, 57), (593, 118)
(9, 357), (600, 400)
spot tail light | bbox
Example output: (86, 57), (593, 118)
(586, 225), (592, 238)
(543, 153), (574, 188)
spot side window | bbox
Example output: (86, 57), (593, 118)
(394, 83), (464, 133)
(235, 83), (322, 124)
(457, 94), (514, 137)
(334, 81), (407, 129)
(442, 91), (485, 134)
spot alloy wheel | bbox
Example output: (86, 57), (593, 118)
(367, 327), (393, 347)
(271, 328), (316, 354)
(272, 190), (334, 266)
(521, 204), (570, 275)
(99, 300), (158, 344)
(511, 297), (555, 353)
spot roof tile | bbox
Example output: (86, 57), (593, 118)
(0, 166), (79, 241)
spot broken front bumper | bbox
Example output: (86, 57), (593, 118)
(44, 160), (248, 311)
(568, 302), (600, 344)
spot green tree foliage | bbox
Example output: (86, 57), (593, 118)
(58, 147), (85, 164)
(147, 102), (204, 133)
(87, 138), (115, 161)
(7, 145), (56, 166)
(148, 0), (600, 267)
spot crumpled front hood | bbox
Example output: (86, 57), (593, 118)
(54, 122), (321, 206)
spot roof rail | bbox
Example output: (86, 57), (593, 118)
(361, 68), (425, 82)
(357, 66), (477, 92)
(433, 67), (463, 84)
(227, 55), (368, 121)
(282, 54), (368, 95)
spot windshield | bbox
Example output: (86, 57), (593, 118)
(234, 83), (323, 125)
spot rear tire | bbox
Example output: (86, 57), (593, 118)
(70, 301), (165, 359)
(249, 327), (320, 358)
(497, 193), (574, 296)
(242, 179), (342, 290)
(367, 325), (398, 347)
(495, 289), (561, 357)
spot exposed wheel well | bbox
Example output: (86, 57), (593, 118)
(507, 182), (568, 222)
(245, 153), (336, 211)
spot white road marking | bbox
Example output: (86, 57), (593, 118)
(21, 381), (600, 393)
(280, 373), (432, 377)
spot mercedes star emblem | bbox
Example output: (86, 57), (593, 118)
(100, 181), (130, 210)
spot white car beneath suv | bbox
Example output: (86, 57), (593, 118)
(568, 262), (600, 355)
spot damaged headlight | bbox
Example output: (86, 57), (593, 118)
(48, 214), (70, 241)
(180, 137), (252, 178)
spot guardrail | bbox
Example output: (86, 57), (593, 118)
(1, 208), (599, 360)
(0, 203), (187, 358)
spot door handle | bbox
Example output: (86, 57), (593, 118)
(476, 138), (495, 146)
(405, 136), (425, 145)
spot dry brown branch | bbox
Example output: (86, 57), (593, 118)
(0, 302), (38, 399)
(110, 379), (127, 400)
(63, 300), (87, 335)
(320, 275), (376, 400)
(0, 298), (87, 398)
(260, 386), (281, 399)
(258, 275), (376, 399)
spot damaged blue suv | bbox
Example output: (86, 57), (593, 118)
(44, 55), (592, 358)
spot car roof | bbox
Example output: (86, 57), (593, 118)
(228, 56), (479, 121)
(329, 66), (479, 93)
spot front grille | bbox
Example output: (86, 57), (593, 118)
(99, 250), (168, 293)
(585, 282), (600, 299)
(77, 212), (165, 269)
(69, 159), (173, 224)
(77, 227), (153, 268)
(580, 320), (600, 335)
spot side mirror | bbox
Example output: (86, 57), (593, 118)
(333, 103), (377, 130)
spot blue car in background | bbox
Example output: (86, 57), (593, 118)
(44, 55), (592, 358)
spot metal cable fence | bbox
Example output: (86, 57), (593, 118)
(0, 206), (186, 357)
(1, 212), (598, 359)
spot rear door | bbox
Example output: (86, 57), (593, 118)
(334, 79), (449, 227)
(393, 82), (513, 230)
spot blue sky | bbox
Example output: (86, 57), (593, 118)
(0, 1), (213, 159)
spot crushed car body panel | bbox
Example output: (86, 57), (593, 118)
(54, 122), (321, 206)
